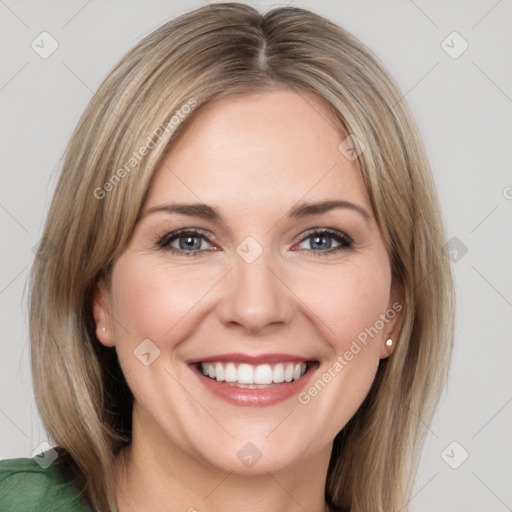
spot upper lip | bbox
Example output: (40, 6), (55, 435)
(186, 353), (314, 365)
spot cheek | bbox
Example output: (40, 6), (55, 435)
(295, 259), (391, 351)
(108, 257), (211, 408)
(290, 265), (390, 438)
(111, 257), (208, 343)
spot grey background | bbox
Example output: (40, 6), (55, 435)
(1, 1), (511, 510)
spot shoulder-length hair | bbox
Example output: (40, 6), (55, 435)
(29, 3), (454, 511)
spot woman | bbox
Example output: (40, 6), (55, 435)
(0, 3), (454, 511)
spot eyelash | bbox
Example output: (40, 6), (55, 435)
(154, 227), (353, 258)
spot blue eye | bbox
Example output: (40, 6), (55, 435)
(157, 229), (213, 257)
(156, 227), (352, 257)
(295, 228), (352, 255)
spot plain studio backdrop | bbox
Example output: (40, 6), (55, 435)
(1, 1), (511, 511)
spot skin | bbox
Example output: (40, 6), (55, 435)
(93, 89), (402, 512)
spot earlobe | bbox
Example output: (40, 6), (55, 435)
(380, 337), (394, 359)
(380, 283), (404, 359)
(92, 278), (115, 347)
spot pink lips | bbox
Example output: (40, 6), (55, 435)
(187, 353), (318, 407)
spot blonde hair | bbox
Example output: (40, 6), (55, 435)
(29, 3), (454, 511)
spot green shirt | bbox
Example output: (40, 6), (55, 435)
(0, 453), (94, 511)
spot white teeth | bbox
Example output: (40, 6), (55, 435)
(224, 362), (237, 382)
(293, 363), (302, 381)
(215, 362), (224, 382)
(273, 363), (285, 383)
(238, 364), (254, 384)
(199, 361), (308, 385)
(254, 364), (273, 384)
(284, 363), (294, 382)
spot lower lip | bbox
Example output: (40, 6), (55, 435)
(191, 363), (318, 407)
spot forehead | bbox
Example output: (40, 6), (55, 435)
(144, 89), (371, 219)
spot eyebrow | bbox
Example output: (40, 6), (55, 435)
(142, 200), (371, 225)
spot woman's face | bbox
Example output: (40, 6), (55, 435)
(94, 89), (401, 474)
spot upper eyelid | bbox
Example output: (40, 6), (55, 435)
(161, 227), (222, 245)
(158, 228), (214, 246)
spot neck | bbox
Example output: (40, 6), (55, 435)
(114, 404), (333, 512)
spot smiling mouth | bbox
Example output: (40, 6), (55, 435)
(195, 361), (312, 388)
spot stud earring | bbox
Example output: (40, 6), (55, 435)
(102, 327), (106, 332)
(385, 338), (393, 347)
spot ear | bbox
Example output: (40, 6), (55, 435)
(379, 281), (404, 359)
(92, 278), (115, 347)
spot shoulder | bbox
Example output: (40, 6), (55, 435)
(0, 452), (93, 511)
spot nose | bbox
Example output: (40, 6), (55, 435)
(216, 248), (295, 335)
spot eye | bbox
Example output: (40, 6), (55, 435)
(154, 227), (352, 258)
(156, 228), (214, 257)
(295, 228), (352, 256)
